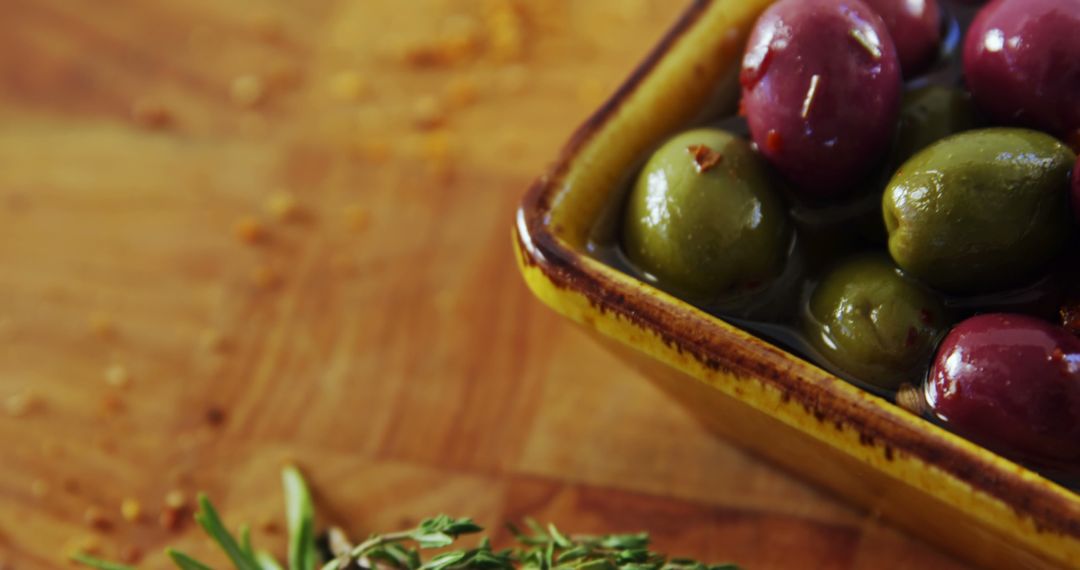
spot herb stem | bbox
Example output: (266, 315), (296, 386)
(350, 530), (417, 558)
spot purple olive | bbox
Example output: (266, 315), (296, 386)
(741, 0), (902, 199)
(928, 314), (1080, 472)
(861, 0), (942, 76)
(963, 0), (1080, 138)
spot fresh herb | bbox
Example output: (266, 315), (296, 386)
(71, 468), (741, 570)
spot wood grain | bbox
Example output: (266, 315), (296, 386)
(0, 1), (970, 568)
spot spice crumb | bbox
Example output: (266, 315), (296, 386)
(231, 74), (267, 108)
(412, 95), (447, 130)
(260, 518), (282, 534)
(422, 131), (452, 162)
(63, 535), (102, 560)
(486, 0), (526, 62)
(159, 507), (181, 531)
(5, 390), (38, 417)
(199, 328), (229, 353)
(100, 395), (124, 415)
(343, 204), (369, 232)
(251, 264), (282, 289)
(1061, 300), (1080, 335)
(104, 364), (130, 388)
(121, 498), (142, 522)
(89, 312), (116, 338)
(131, 98), (173, 129)
(233, 216), (267, 244)
(265, 191), (300, 221)
(444, 76), (478, 108)
(205, 406), (227, 427)
(164, 489), (186, 510)
(329, 71), (368, 102)
(84, 506), (112, 530)
(119, 545), (144, 565)
(31, 479), (48, 498)
(266, 60), (302, 90)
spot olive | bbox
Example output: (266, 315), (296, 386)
(621, 129), (790, 301)
(805, 255), (948, 390)
(889, 85), (980, 168)
(928, 314), (1080, 473)
(740, 0), (902, 198)
(853, 86), (982, 244)
(861, 0), (942, 77)
(963, 0), (1080, 138)
(883, 128), (1075, 293)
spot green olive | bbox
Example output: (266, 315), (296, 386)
(622, 128), (790, 300)
(890, 85), (981, 167)
(857, 86), (982, 245)
(805, 255), (949, 389)
(883, 128), (1075, 293)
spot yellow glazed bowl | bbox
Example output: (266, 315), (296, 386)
(513, 1), (1080, 568)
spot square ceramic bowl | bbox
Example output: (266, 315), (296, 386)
(513, 1), (1080, 568)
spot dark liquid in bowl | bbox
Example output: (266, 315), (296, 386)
(587, 1), (1080, 487)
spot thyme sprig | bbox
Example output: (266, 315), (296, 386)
(72, 468), (741, 570)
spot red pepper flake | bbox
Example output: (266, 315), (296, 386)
(905, 326), (918, 347)
(765, 130), (783, 154)
(1062, 300), (1080, 336)
(737, 98), (747, 117)
(739, 45), (774, 89)
(131, 99), (173, 130)
(159, 507), (182, 531)
(119, 545), (144, 565)
(686, 144), (724, 174)
(205, 406), (227, 427)
(260, 518), (282, 534)
(84, 506), (112, 531)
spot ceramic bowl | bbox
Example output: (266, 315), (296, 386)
(513, 1), (1080, 568)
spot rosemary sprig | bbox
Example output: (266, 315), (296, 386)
(71, 468), (742, 570)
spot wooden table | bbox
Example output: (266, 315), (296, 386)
(0, 1), (969, 568)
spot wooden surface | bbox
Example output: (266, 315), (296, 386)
(0, 1), (970, 568)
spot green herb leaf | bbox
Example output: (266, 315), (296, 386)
(575, 559), (616, 570)
(193, 494), (262, 570)
(525, 518), (548, 541)
(71, 553), (136, 570)
(556, 546), (591, 563)
(256, 551), (286, 570)
(598, 534), (649, 551)
(241, 524), (254, 558)
(412, 531), (455, 549)
(283, 465), (318, 570)
(547, 524), (572, 549)
(421, 550), (468, 570)
(167, 549), (214, 570)
(368, 543), (422, 569)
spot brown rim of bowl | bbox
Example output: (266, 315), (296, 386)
(515, 0), (1080, 539)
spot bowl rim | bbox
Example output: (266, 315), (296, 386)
(515, 0), (1080, 543)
